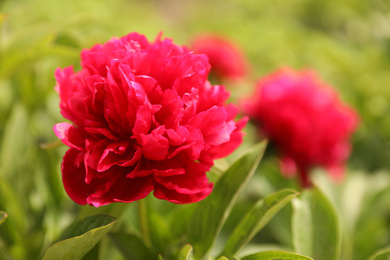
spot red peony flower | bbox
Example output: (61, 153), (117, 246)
(190, 34), (248, 82)
(53, 32), (247, 207)
(243, 68), (358, 187)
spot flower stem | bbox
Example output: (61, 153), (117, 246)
(138, 198), (151, 247)
(39, 140), (63, 149)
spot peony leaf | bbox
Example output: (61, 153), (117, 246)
(42, 214), (116, 260)
(291, 194), (312, 256)
(0, 246), (11, 260)
(188, 141), (267, 259)
(109, 232), (157, 260)
(178, 244), (193, 260)
(147, 206), (173, 254)
(0, 211), (7, 226)
(1, 103), (30, 177)
(340, 172), (390, 259)
(217, 257), (240, 260)
(0, 175), (26, 244)
(292, 186), (341, 260)
(241, 250), (313, 260)
(367, 245), (390, 260)
(222, 189), (299, 257)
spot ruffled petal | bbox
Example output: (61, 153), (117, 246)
(61, 148), (91, 205)
(53, 123), (85, 151)
(139, 128), (169, 161)
(153, 183), (213, 204)
(54, 32), (246, 206)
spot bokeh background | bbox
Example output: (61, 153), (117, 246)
(1, 0), (390, 259)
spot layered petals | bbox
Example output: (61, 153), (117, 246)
(243, 68), (358, 186)
(54, 32), (246, 206)
(191, 34), (248, 82)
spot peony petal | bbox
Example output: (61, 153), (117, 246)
(129, 157), (189, 178)
(54, 32), (246, 205)
(61, 148), (91, 205)
(166, 127), (186, 146)
(84, 127), (118, 140)
(139, 131), (169, 161)
(87, 175), (154, 207)
(243, 68), (358, 186)
(154, 88), (183, 128)
(97, 140), (141, 171)
(132, 105), (153, 136)
(197, 83), (230, 113)
(191, 106), (236, 146)
(205, 116), (248, 160)
(168, 126), (204, 160)
(53, 123), (86, 151)
(153, 160), (211, 194)
(153, 183), (213, 204)
(190, 34), (248, 81)
(135, 75), (163, 104)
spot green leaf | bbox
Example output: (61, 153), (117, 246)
(0, 175), (26, 244)
(0, 103), (30, 176)
(291, 194), (312, 256)
(367, 245), (390, 260)
(109, 232), (157, 260)
(42, 214), (116, 260)
(147, 203), (173, 254)
(0, 211), (11, 260)
(178, 244), (193, 260)
(241, 250), (314, 260)
(0, 247), (12, 260)
(222, 189), (299, 257)
(0, 211), (8, 226)
(60, 214), (116, 239)
(218, 257), (240, 260)
(292, 186), (341, 260)
(188, 141), (267, 258)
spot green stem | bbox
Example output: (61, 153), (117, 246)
(39, 140), (64, 149)
(138, 198), (151, 247)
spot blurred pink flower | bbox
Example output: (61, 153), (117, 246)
(190, 34), (248, 82)
(54, 32), (247, 207)
(243, 68), (358, 187)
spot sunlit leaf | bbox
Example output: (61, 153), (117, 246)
(292, 186), (341, 260)
(42, 214), (116, 260)
(342, 172), (390, 260)
(147, 204), (173, 254)
(0, 175), (26, 244)
(222, 189), (299, 257)
(367, 245), (390, 260)
(0, 211), (7, 226)
(178, 244), (193, 260)
(241, 250), (313, 260)
(0, 103), (30, 176)
(291, 194), (312, 256)
(188, 141), (267, 259)
(109, 232), (157, 260)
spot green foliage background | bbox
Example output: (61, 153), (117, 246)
(1, 0), (390, 259)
